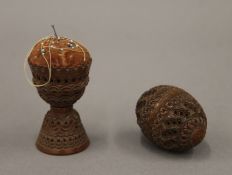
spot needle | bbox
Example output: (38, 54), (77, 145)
(51, 25), (58, 38)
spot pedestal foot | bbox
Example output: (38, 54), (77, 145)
(36, 107), (89, 155)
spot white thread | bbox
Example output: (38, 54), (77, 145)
(24, 36), (87, 87)
(24, 36), (52, 87)
(42, 41), (86, 62)
(78, 44), (86, 61)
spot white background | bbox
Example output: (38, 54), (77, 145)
(0, 0), (232, 174)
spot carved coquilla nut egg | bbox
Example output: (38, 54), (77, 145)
(136, 85), (207, 152)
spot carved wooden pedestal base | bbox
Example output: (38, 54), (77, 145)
(36, 107), (89, 155)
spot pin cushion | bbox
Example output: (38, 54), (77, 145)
(27, 36), (92, 155)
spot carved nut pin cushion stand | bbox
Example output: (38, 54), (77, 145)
(26, 30), (92, 155)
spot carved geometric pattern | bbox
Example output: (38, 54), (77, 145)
(136, 85), (207, 151)
(36, 78), (88, 107)
(29, 64), (91, 155)
(36, 109), (89, 150)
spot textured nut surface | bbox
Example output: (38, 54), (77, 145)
(136, 85), (207, 151)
